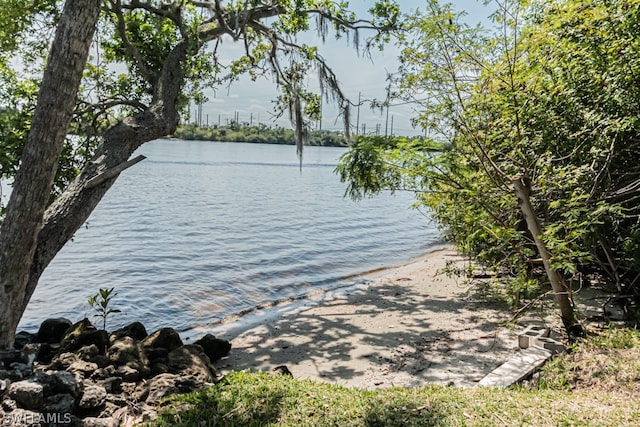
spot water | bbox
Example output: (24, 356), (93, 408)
(19, 140), (442, 334)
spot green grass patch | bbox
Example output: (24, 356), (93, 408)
(149, 328), (640, 426)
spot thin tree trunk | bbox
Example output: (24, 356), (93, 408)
(513, 177), (578, 332)
(0, 0), (101, 349)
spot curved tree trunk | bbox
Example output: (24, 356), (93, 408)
(20, 42), (190, 344)
(0, 0), (101, 350)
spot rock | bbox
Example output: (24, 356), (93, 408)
(115, 365), (140, 382)
(2, 399), (17, 412)
(193, 334), (231, 362)
(167, 345), (216, 383)
(145, 373), (201, 405)
(106, 337), (150, 376)
(34, 318), (72, 344)
(60, 319), (108, 354)
(150, 360), (170, 377)
(68, 360), (99, 378)
(14, 331), (35, 350)
(112, 402), (157, 425)
(109, 322), (148, 344)
(9, 362), (32, 379)
(8, 380), (44, 411)
(98, 401), (121, 418)
(48, 370), (84, 397)
(77, 344), (100, 361)
(144, 347), (170, 362)
(47, 352), (79, 370)
(0, 349), (26, 366)
(272, 365), (293, 377)
(43, 393), (75, 414)
(81, 416), (114, 427)
(35, 343), (60, 364)
(142, 328), (183, 356)
(0, 378), (9, 395)
(92, 355), (112, 369)
(98, 377), (122, 394)
(78, 385), (107, 410)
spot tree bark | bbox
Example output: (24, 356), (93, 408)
(0, 0), (101, 350)
(513, 177), (578, 331)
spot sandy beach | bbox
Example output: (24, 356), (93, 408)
(207, 248), (524, 389)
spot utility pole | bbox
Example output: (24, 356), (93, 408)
(319, 95), (323, 132)
(384, 82), (391, 138)
(355, 91), (361, 135)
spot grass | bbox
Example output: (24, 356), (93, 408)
(150, 328), (640, 427)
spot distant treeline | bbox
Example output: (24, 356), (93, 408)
(175, 122), (348, 147)
(173, 122), (445, 150)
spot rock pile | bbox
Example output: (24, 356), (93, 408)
(0, 318), (231, 426)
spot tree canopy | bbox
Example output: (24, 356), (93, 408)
(0, 0), (400, 349)
(338, 0), (640, 330)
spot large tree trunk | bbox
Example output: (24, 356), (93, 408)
(0, 0), (101, 350)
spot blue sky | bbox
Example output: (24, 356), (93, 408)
(193, 1), (493, 137)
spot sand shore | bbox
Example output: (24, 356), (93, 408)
(208, 247), (523, 389)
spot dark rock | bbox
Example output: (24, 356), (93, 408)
(43, 393), (75, 414)
(60, 319), (108, 354)
(9, 362), (32, 379)
(98, 377), (122, 394)
(77, 344), (100, 361)
(92, 355), (112, 369)
(145, 373), (201, 405)
(0, 349), (26, 366)
(48, 370), (83, 397)
(194, 334), (232, 362)
(150, 360), (170, 377)
(142, 345), (169, 363)
(141, 328), (183, 355)
(2, 368), (23, 382)
(8, 380), (44, 410)
(167, 345), (216, 383)
(106, 337), (150, 377)
(109, 322), (148, 344)
(35, 343), (59, 364)
(34, 318), (72, 344)
(89, 368), (110, 382)
(272, 365), (293, 377)
(14, 331), (35, 350)
(78, 385), (107, 410)
(115, 365), (140, 382)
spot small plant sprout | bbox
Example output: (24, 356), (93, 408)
(88, 287), (122, 331)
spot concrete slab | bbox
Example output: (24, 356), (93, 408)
(477, 346), (552, 388)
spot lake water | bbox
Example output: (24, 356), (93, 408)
(19, 140), (443, 334)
